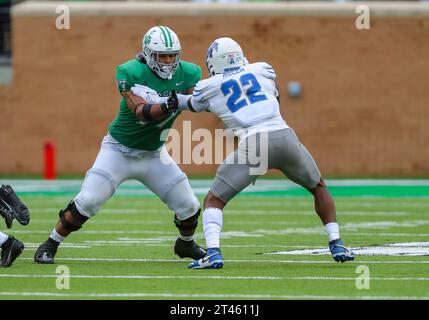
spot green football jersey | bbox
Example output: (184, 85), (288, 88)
(109, 58), (201, 150)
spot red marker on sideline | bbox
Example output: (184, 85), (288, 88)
(44, 141), (56, 180)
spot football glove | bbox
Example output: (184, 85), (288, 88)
(167, 90), (191, 111)
(166, 89), (179, 113)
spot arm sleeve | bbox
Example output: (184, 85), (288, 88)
(116, 65), (133, 94)
(190, 81), (210, 112)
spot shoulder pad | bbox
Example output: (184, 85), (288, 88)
(248, 62), (276, 80)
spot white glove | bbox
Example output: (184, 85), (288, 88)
(131, 84), (162, 104)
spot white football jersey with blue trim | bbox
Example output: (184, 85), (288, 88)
(191, 62), (288, 139)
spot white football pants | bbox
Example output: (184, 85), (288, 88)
(74, 136), (200, 220)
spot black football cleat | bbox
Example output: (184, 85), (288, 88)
(34, 238), (59, 264)
(1, 236), (24, 267)
(0, 185), (30, 226)
(174, 238), (206, 260)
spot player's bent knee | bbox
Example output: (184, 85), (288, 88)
(58, 201), (89, 232)
(308, 178), (326, 194)
(74, 192), (103, 217)
(317, 179), (326, 188)
(204, 192), (226, 210)
(183, 195), (200, 218)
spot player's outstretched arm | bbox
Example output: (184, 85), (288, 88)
(123, 91), (176, 122)
(122, 91), (148, 113)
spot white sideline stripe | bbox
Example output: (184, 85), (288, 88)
(1, 274), (429, 281)
(20, 257), (429, 264)
(8, 179), (429, 194)
(0, 292), (427, 300)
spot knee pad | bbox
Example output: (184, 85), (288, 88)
(174, 209), (201, 231)
(59, 201), (89, 232)
(176, 195), (200, 220)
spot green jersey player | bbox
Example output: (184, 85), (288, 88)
(110, 49), (200, 150)
(34, 26), (205, 264)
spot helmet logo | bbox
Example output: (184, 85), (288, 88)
(144, 29), (156, 45)
(207, 41), (219, 58)
(228, 54), (236, 65)
(144, 35), (151, 45)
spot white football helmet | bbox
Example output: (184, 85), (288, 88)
(141, 26), (181, 79)
(206, 37), (248, 76)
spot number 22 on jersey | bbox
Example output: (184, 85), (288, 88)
(221, 73), (267, 113)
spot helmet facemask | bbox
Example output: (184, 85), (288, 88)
(147, 50), (181, 80)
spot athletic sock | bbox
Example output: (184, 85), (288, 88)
(179, 234), (194, 241)
(324, 222), (340, 243)
(49, 229), (65, 244)
(0, 231), (9, 246)
(203, 207), (223, 249)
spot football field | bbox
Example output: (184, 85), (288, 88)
(0, 179), (428, 300)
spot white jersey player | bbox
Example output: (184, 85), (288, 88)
(191, 61), (288, 141)
(169, 37), (355, 269)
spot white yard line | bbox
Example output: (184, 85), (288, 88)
(19, 257), (429, 264)
(11, 229), (429, 237)
(0, 274), (281, 280)
(1, 274), (429, 281)
(29, 208), (415, 217)
(0, 292), (427, 299)
(359, 233), (429, 237)
(11, 230), (169, 234)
